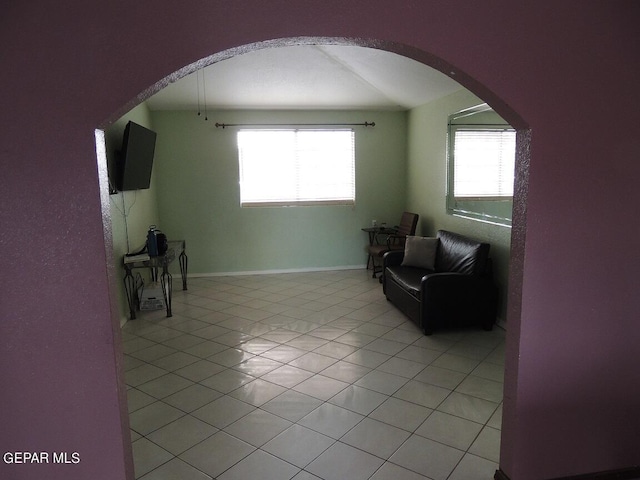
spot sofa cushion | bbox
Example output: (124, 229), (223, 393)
(401, 236), (438, 270)
(386, 265), (432, 299)
(435, 230), (489, 275)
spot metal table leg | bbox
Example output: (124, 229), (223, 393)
(123, 269), (137, 320)
(123, 269), (143, 320)
(160, 267), (173, 317)
(179, 250), (188, 290)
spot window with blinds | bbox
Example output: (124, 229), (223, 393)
(446, 104), (515, 227)
(452, 128), (516, 198)
(237, 129), (356, 207)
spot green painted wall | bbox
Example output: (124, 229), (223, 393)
(151, 109), (408, 274)
(406, 89), (512, 323)
(105, 103), (160, 323)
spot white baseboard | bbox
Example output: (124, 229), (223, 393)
(189, 265), (368, 278)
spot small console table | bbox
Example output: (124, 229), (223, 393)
(123, 240), (187, 319)
(361, 226), (398, 271)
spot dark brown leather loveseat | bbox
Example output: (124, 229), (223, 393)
(382, 230), (498, 335)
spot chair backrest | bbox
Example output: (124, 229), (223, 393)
(396, 212), (419, 237)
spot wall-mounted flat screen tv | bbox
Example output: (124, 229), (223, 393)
(116, 121), (157, 191)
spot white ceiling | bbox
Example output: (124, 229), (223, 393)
(146, 45), (463, 111)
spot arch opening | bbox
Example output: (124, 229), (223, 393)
(97, 36), (530, 477)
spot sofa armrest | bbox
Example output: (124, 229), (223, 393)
(381, 250), (405, 292)
(422, 271), (481, 286)
(421, 272), (494, 299)
(383, 249), (404, 268)
(420, 272), (498, 332)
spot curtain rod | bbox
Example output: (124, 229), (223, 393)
(215, 121), (375, 129)
(448, 124), (513, 128)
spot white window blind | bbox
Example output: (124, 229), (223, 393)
(238, 129), (356, 207)
(452, 128), (516, 198)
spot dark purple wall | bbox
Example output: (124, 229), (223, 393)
(1, 2), (638, 479)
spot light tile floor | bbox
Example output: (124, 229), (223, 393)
(123, 270), (505, 480)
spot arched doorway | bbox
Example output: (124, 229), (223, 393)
(98, 37), (529, 479)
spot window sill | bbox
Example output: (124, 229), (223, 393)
(449, 210), (512, 228)
(241, 200), (355, 208)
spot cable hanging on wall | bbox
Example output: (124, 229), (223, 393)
(196, 70), (201, 117)
(214, 121), (375, 129)
(202, 70), (208, 121)
(196, 69), (209, 120)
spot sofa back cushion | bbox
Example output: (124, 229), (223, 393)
(435, 230), (490, 275)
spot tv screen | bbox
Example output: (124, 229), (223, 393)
(116, 121), (157, 191)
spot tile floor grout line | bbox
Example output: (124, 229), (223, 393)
(126, 270), (504, 479)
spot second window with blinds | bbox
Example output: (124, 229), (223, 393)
(237, 129), (356, 207)
(447, 104), (516, 227)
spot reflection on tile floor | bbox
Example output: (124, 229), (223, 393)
(123, 270), (505, 479)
